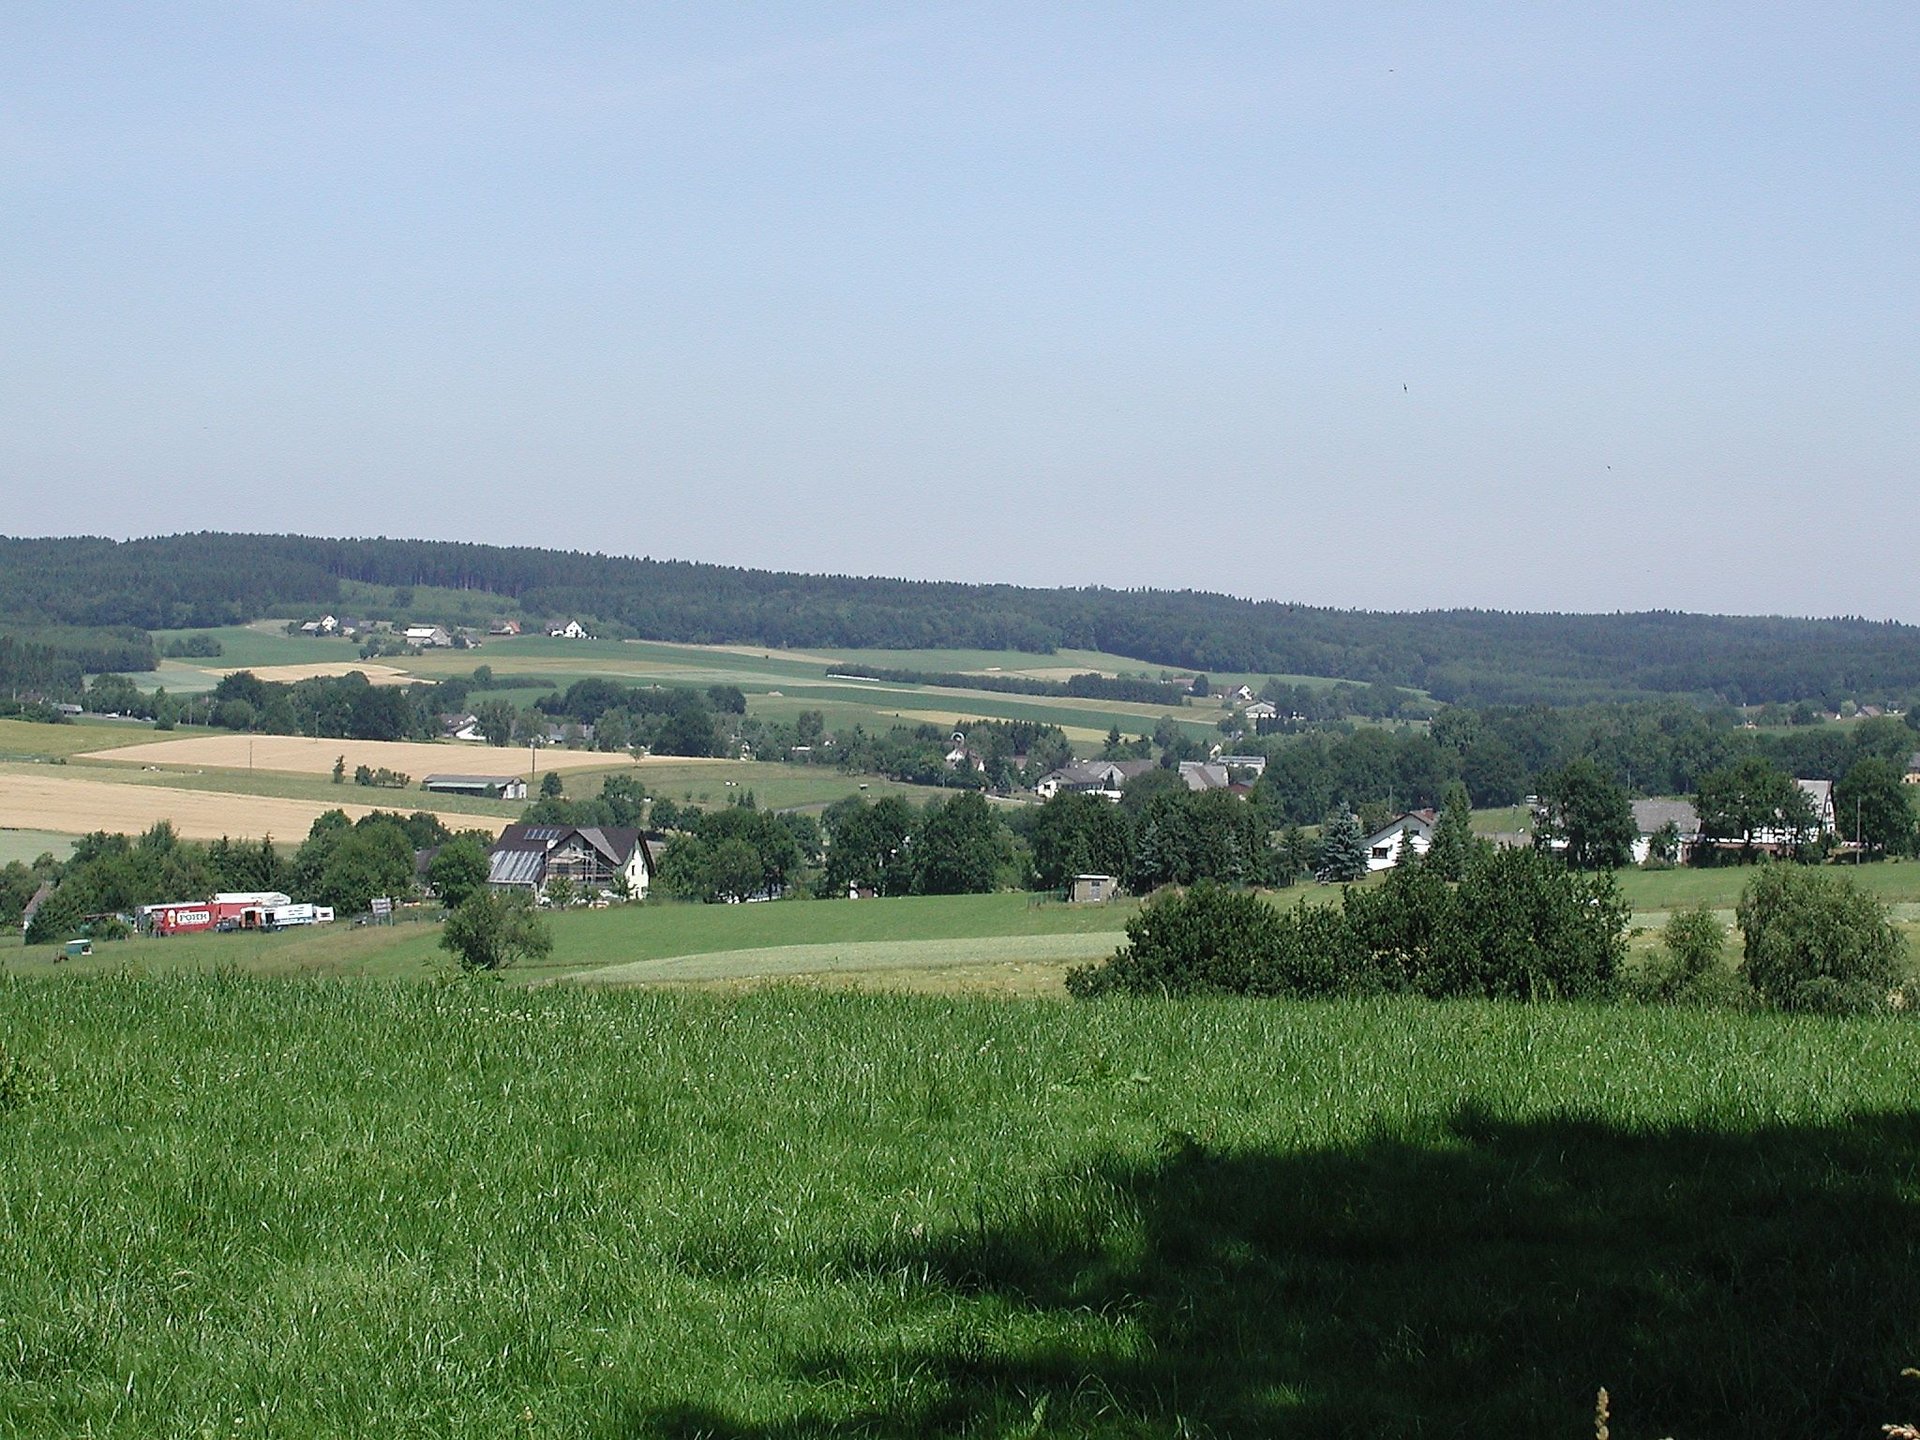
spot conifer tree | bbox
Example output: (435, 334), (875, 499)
(1318, 809), (1369, 883)
(1427, 782), (1474, 881)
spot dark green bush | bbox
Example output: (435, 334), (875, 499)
(1070, 847), (1629, 1002)
(1736, 865), (1906, 1014)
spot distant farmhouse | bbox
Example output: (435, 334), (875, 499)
(548, 620), (589, 640)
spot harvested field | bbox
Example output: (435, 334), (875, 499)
(205, 661), (419, 685)
(78, 733), (679, 778)
(0, 771), (509, 842)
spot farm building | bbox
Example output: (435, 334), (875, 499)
(423, 774), (528, 801)
(403, 625), (453, 648)
(487, 823), (654, 900)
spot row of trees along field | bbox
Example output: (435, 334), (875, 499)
(30, 667), (737, 756)
(9, 532), (1920, 704)
(1070, 847), (1911, 1016)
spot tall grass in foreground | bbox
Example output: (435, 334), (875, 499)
(1, 978), (1916, 1437)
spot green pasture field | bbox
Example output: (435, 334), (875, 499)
(1, 981), (1914, 1436)
(627, 759), (940, 811)
(3, 892), (1137, 986)
(0, 829), (73, 866)
(1615, 858), (1920, 915)
(413, 636), (1236, 746)
(0, 716), (187, 761)
(149, 620), (365, 671)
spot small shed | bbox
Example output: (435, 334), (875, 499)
(1069, 874), (1118, 904)
(64, 939), (93, 958)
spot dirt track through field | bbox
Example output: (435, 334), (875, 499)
(0, 771), (510, 842)
(80, 734), (680, 777)
(568, 932), (1124, 985)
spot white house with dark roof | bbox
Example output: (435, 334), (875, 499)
(1363, 810), (1437, 871)
(1034, 758), (1156, 801)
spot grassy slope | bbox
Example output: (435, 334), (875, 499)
(0, 982), (1915, 1437)
(3, 893), (1137, 984)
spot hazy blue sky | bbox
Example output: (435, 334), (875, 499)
(3, 5), (1914, 617)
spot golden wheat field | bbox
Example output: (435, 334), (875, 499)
(78, 734), (676, 778)
(204, 662), (420, 685)
(0, 770), (510, 842)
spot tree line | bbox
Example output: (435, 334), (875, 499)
(8, 532), (1920, 705)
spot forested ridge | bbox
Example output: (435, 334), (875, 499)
(4, 532), (1919, 706)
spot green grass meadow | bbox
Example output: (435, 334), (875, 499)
(2, 893), (1138, 988)
(0, 981), (1915, 1437)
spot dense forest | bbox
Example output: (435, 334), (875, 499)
(4, 532), (1920, 706)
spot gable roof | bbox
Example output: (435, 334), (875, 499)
(1039, 758), (1156, 789)
(1363, 810), (1438, 847)
(489, 823), (653, 881)
(1632, 798), (1700, 836)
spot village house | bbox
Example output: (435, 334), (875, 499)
(488, 619), (522, 636)
(1363, 810), (1438, 870)
(1631, 798), (1702, 865)
(1033, 758), (1156, 801)
(403, 625), (453, 648)
(1178, 761), (1231, 792)
(548, 620), (589, 639)
(1239, 700), (1278, 723)
(486, 823), (654, 900)
(944, 732), (987, 773)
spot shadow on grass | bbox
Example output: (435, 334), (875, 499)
(619, 1107), (1920, 1439)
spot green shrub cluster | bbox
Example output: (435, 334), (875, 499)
(1068, 846), (1628, 1002)
(1737, 864), (1908, 1014)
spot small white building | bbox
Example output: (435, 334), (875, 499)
(1363, 811), (1437, 871)
(548, 620), (588, 640)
